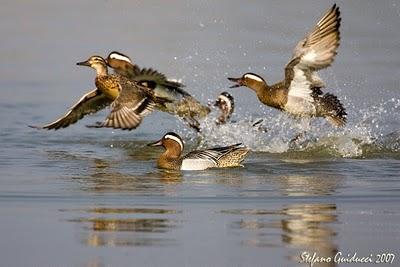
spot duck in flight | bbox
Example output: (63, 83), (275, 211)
(105, 51), (211, 131)
(228, 4), (346, 127)
(31, 55), (167, 130)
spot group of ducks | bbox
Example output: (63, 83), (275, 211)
(32, 4), (346, 171)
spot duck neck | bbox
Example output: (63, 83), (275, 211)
(157, 148), (183, 170)
(258, 82), (287, 110)
(94, 64), (108, 77)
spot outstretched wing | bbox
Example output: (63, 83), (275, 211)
(89, 81), (155, 130)
(291, 4), (341, 71)
(30, 89), (111, 130)
(284, 4), (341, 105)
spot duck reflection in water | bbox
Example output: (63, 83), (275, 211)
(222, 171), (342, 266)
(69, 155), (183, 193)
(65, 207), (181, 247)
(223, 203), (338, 267)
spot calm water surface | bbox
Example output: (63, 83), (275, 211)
(1, 1), (400, 266)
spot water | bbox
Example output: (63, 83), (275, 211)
(1, 0), (400, 266)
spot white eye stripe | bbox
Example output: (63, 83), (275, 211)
(244, 74), (264, 82)
(109, 53), (132, 64)
(165, 134), (184, 151)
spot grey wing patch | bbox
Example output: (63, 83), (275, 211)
(90, 82), (156, 130)
(184, 143), (244, 164)
(30, 89), (111, 130)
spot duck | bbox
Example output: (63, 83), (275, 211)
(148, 132), (250, 170)
(105, 51), (211, 130)
(213, 91), (235, 125)
(228, 4), (346, 127)
(31, 55), (166, 130)
(212, 92), (266, 131)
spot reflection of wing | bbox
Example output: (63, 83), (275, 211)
(30, 89), (111, 130)
(284, 4), (341, 106)
(89, 82), (155, 130)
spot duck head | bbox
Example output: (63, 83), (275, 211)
(148, 132), (184, 158)
(105, 51), (134, 69)
(228, 73), (267, 91)
(77, 55), (108, 76)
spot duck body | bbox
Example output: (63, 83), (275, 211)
(148, 132), (249, 171)
(94, 74), (121, 100)
(106, 52), (210, 128)
(228, 5), (347, 127)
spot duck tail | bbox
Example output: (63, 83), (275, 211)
(217, 146), (250, 168)
(319, 93), (347, 127)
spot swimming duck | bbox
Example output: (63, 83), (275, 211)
(105, 51), (210, 129)
(148, 132), (249, 170)
(32, 55), (165, 130)
(228, 4), (346, 127)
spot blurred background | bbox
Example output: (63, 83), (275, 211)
(0, 1), (399, 266)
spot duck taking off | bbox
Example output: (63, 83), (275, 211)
(31, 55), (167, 130)
(105, 51), (210, 130)
(148, 132), (249, 170)
(228, 4), (346, 127)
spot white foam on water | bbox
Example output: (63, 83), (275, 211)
(189, 97), (400, 158)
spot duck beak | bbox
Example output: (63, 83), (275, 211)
(228, 77), (243, 88)
(76, 59), (90, 67)
(147, 139), (163, 147)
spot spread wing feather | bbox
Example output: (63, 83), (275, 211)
(88, 80), (156, 130)
(30, 89), (111, 130)
(284, 4), (341, 103)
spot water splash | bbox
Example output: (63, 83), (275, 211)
(190, 98), (400, 158)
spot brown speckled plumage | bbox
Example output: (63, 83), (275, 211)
(31, 55), (161, 131)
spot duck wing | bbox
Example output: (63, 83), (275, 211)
(134, 68), (185, 87)
(284, 4), (341, 103)
(183, 143), (244, 164)
(291, 4), (340, 71)
(113, 63), (189, 99)
(30, 89), (111, 130)
(89, 80), (156, 130)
